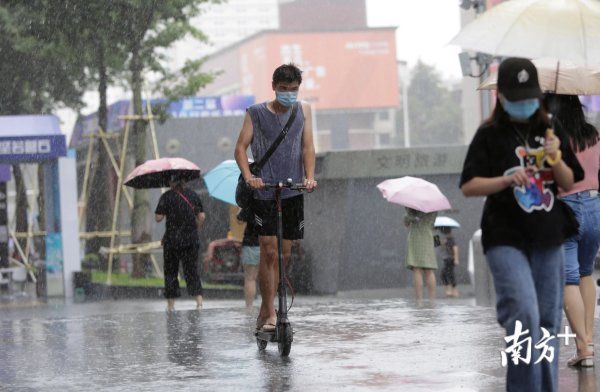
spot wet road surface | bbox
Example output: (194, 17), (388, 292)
(0, 289), (598, 391)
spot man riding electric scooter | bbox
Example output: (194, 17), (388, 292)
(234, 63), (317, 355)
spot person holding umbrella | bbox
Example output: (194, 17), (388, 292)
(155, 175), (205, 311)
(124, 158), (205, 311)
(377, 176), (452, 302)
(436, 228), (459, 298)
(461, 58), (583, 392)
(433, 217), (461, 298)
(545, 93), (600, 367)
(404, 208), (438, 302)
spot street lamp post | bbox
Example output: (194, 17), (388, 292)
(458, 0), (494, 122)
(397, 60), (411, 148)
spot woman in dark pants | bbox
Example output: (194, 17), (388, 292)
(155, 177), (206, 311)
(461, 58), (583, 391)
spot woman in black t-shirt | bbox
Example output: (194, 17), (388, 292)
(460, 58), (583, 392)
(155, 177), (206, 312)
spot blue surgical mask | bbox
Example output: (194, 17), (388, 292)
(500, 98), (540, 120)
(276, 91), (298, 107)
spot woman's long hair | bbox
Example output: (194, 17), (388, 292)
(544, 94), (599, 153)
(484, 96), (551, 131)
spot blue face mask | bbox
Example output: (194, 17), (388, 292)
(276, 91), (298, 107)
(501, 98), (540, 120)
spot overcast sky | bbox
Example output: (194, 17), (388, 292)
(366, 0), (462, 79)
(57, 0), (463, 139)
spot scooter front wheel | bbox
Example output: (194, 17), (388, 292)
(278, 324), (293, 357)
(257, 338), (268, 351)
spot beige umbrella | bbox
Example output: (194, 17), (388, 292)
(479, 58), (600, 95)
(450, 0), (600, 65)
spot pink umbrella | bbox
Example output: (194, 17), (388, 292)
(124, 157), (201, 189)
(376, 176), (451, 213)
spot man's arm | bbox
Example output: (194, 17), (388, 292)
(301, 102), (317, 191)
(234, 112), (263, 189)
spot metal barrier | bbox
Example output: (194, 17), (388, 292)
(469, 230), (496, 307)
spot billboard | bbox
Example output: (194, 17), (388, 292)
(236, 29), (400, 110)
(0, 135), (67, 162)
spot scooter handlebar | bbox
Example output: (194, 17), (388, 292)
(263, 179), (308, 191)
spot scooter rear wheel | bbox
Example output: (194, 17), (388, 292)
(257, 338), (268, 351)
(278, 324), (293, 357)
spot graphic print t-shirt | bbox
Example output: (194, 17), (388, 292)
(460, 120), (583, 252)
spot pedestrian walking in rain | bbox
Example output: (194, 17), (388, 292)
(437, 226), (459, 298)
(237, 209), (260, 309)
(404, 207), (438, 302)
(461, 58), (583, 392)
(546, 93), (600, 368)
(235, 63), (317, 332)
(155, 176), (206, 311)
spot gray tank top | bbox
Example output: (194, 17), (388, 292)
(248, 102), (304, 200)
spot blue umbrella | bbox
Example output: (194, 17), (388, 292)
(203, 160), (242, 206)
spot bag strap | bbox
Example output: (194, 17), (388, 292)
(253, 102), (299, 173)
(175, 190), (196, 214)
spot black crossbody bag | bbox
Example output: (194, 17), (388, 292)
(235, 103), (299, 209)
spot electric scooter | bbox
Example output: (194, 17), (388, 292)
(255, 179), (306, 357)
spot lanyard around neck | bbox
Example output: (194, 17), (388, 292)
(511, 123), (532, 149)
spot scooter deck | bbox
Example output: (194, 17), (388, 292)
(255, 329), (278, 342)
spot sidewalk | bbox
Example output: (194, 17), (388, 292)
(1, 286), (598, 391)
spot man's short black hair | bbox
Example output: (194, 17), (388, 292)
(272, 63), (302, 85)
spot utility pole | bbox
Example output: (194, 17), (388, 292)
(397, 60), (411, 148)
(474, 1), (492, 120)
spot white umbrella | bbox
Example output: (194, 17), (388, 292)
(478, 58), (600, 95)
(434, 216), (461, 228)
(450, 0), (600, 65)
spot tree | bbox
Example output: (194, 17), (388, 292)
(405, 61), (463, 146)
(0, 3), (87, 114)
(44, 1), (131, 255)
(0, 2), (88, 256)
(1, 1), (219, 277)
(37, 2), (218, 268)
(114, 0), (219, 277)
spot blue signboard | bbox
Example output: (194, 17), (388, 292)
(0, 135), (67, 163)
(165, 95), (255, 119)
(0, 165), (10, 182)
(71, 95), (255, 147)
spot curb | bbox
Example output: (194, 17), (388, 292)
(84, 283), (243, 301)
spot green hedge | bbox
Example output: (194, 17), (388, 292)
(91, 271), (240, 290)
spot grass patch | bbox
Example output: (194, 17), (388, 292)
(91, 271), (241, 290)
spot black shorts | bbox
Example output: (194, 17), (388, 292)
(252, 195), (304, 240)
